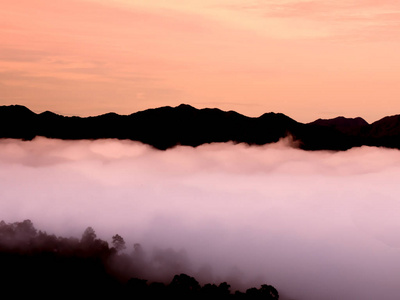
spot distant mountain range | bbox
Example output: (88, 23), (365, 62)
(1, 104), (400, 151)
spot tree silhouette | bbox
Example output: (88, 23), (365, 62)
(0, 219), (281, 299)
(112, 234), (126, 252)
(81, 226), (96, 245)
(259, 284), (279, 299)
(14, 219), (37, 238)
(245, 284), (279, 300)
(168, 273), (201, 298)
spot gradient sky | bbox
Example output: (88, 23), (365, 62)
(2, 0), (400, 122)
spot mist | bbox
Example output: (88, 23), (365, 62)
(1, 137), (400, 299)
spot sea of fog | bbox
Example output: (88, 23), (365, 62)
(1, 137), (400, 299)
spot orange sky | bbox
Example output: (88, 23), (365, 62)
(1, 0), (400, 123)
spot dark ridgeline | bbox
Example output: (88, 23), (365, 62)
(308, 116), (369, 136)
(1, 104), (400, 150)
(0, 219), (279, 299)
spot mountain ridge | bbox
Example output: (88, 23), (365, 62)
(1, 104), (399, 151)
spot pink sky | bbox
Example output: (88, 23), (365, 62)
(1, 0), (400, 122)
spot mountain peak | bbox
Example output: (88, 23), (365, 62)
(176, 103), (196, 110)
(0, 105), (35, 115)
(310, 116), (368, 126)
(2, 104), (400, 150)
(308, 116), (369, 136)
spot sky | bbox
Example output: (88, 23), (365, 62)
(1, 0), (400, 122)
(1, 137), (400, 299)
(2, 2), (400, 298)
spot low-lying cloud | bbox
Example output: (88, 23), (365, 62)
(1, 137), (400, 299)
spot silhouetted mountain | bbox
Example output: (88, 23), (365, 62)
(309, 116), (368, 136)
(367, 115), (400, 137)
(362, 115), (400, 149)
(1, 104), (400, 151)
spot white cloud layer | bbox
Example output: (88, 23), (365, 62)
(1, 137), (400, 299)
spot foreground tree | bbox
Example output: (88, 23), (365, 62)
(168, 273), (201, 298)
(81, 226), (96, 245)
(0, 220), (280, 299)
(112, 234), (126, 252)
